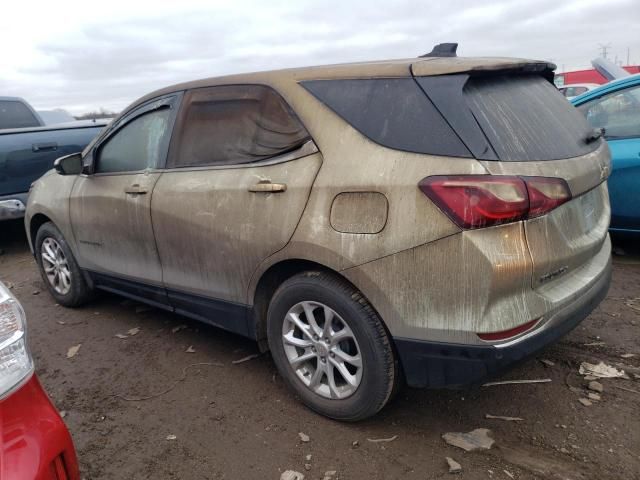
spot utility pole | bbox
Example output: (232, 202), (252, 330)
(627, 47), (630, 66)
(598, 43), (611, 59)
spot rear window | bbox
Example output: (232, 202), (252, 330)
(0, 100), (41, 129)
(167, 85), (310, 168)
(462, 75), (597, 161)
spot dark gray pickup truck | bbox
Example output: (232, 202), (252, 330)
(0, 97), (108, 220)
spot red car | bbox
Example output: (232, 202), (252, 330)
(0, 282), (79, 480)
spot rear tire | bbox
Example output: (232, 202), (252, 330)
(267, 270), (396, 421)
(35, 222), (93, 307)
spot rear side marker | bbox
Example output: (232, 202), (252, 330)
(477, 318), (540, 341)
(419, 175), (571, 229)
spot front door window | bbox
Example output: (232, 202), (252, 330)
(96, 108), (172, 173)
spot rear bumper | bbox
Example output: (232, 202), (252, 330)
(0, 192), (28, 221)
(0, 375), (80, 480)
(394, 256), (611, 388)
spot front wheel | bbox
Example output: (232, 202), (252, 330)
(267, 271), (397, 421)
(35, 222), (93, 307)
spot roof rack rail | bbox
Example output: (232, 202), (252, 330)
(420, 43), (458, 58)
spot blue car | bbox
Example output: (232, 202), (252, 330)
(572, 75), (640, 236)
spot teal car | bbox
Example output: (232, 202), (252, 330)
(572, 75), (640, 236)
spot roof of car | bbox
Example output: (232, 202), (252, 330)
(130, 56), (553, 112)
(0, 96), (27, 102)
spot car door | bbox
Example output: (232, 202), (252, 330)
(577, 83), (640, 232)
(69, 95), (180, 306)
(151, 85), (322, 335)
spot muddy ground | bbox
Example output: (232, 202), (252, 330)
(1, 219), (639, 480)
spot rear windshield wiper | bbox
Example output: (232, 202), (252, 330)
(585, 128), (604, 144)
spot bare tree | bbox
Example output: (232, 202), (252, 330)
(74, 107), (118, 120)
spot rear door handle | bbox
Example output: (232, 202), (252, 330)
(248, 181), (287, 193)
(124, 184), (148, 195)
(32, 142), (58, 152)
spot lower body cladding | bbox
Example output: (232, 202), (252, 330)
(343, 220), (612, 388)
(0, 192), (27, 221)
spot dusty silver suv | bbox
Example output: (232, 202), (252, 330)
(25, 47), (611, 420)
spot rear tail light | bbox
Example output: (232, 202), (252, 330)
(0, 283), (33, 399)
(523, 176), (572, 218)
(419, 175), (571, 229)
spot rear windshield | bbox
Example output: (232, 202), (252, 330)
(462, 75), (597, 161)
(0, 100), (41, 129)
(302, 74), (599, 161)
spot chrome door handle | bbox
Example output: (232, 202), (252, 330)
(124, 184), (148, 195)
(248, 181), (287, 193)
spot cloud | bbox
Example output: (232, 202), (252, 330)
(1, 0), (638, 114)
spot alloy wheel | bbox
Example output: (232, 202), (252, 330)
(41, 237), (72, 295)
(282, 301), (363, 399)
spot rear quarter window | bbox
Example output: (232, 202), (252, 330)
(300, 78), (472, 158)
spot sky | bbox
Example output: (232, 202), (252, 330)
(2, 0), (639, 115)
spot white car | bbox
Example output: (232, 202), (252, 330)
(558, 83), (600, 100)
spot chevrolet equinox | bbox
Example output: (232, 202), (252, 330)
(25, 45), (612, 420)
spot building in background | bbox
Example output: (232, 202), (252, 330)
(555, 66), (640, 86)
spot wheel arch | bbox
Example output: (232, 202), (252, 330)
(250, 258), (392, 352)
(29, 213), (53, 254)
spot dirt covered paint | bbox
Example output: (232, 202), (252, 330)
(25, 55), (611, 353)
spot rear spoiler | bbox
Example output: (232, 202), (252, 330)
(412, 57), (556, 83)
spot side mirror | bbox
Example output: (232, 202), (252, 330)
(53, 153), (83, 175)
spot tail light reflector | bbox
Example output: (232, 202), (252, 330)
(419, 175), (571, 229)
(477, 318), (539, 341)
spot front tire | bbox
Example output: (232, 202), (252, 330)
(267, 271), (396, 421)
(35, 222), (93, 307)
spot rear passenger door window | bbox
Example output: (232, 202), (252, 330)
(0, 100), (41, 129)
(167, 85), (310, 168)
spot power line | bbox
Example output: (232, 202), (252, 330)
(598, 43), (612, 59)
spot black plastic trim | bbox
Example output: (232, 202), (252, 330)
(87, 271), (252, 338)
(168, 289), (251, 337)
(419, 42), (458, 58)
(89, 271), (171, 309)
(414, 74), (499, 160)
